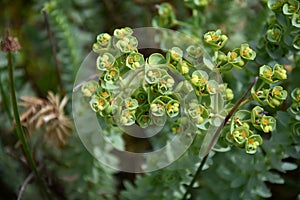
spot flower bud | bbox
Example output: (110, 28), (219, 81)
(1, 35), (21, 52)
(225, 88), (234, 101)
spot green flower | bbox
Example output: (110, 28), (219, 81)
(273, 64), (287, 80)
(266, 25), (282, 43)
(213, 51), (232, 72)
(165, 100), (180, 118)
(289, 88), (300, 119)
(231, 110), (251, 131)
(232, 126), (250, 147)
(120, 109), (136, 126)
(227, 49), (244, 69)
(187, 101), (209, 125)
(186, 44), (202, 59)
(213, 51), (227, 66)
(93, 33), (111, 53)
(145, 68), (162, 84)
(292, 34), (300, 49)
(292, 122), (300, 136)
(116, 35), (138, 53)
(89, 96), (108, 112)
(134, 104), (151, 128)
(245, 134), (262, 154)
(104, 68), (119, 84)
(168, 47), (183, 62)
(267, 86), (287, 108)
(260, 115), (276, 133)
(282, 0), (299, 15)
(152, 3), (176, 27)
(289, 102), (300, 119)
(137, 114), (151, 128)
(96, 53), (115, 71)
(158, 2), (173, 16)
(178, 60), (189, 74)
(133, 87), (148, 105)
(124, 98), (139, 110)
(251, 88), (267, 105)
(251, 106), (276, 132)
(291, 87), (300, 102)
(92, 43), (103, 53)
(113, 27), (133, 39)
(126, 52), (145, 69)
(187, 102), (202, 118)
(150, 99), (165, 117)
(93, 88), (110, 100)
(204, 29), (228, 51)
(191, 70), (209, 87)
(251, 106), (265, 120)
(267, 0), (284, 11)
(259, 64), (287, 85)
(292, 13), (300, 28)
(96, 33), (111, 48)
(206, 80), (219, 94)
(251, 106), (268, 130)
(158, 75), (175, 94)
(81, 80), (98, 97)
(240, 43), (256, 60)
(259, 65), (274, 84)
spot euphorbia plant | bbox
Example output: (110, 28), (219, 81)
(79, 26), (288, 159)
(73, 1), (300, 199)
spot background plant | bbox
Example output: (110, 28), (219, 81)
(0, 0), (299, 199)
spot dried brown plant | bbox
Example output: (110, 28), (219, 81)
(19, 91), (72, 147)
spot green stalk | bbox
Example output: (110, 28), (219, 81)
(42, 8), (64, 94)
(0, 77), (13, 120)
(7, 52), (51, 199)
(192, 9), (200, 28)
(239, 96), (254, 108)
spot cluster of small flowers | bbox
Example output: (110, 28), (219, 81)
(83, 27), (218, 129)
(204, 29), (256, 71)
(202, 28), (289, 153)
(252, 64), (288, 108)
(81, 27), (234, 135)
(266, 0), (300, 49)
(223, 106), (276, 154)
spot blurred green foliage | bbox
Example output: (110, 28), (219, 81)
(0, 0), (300, 199)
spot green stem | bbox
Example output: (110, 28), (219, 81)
(174, 20), (193, 28)
(0, 77), (13, 120)
(182, 77), (258, 200)
(256, 80), (266, 91)
(42, 8), (64, 95)
(7, 52), (51, 199)
(239, 96), (254, 108)
(192, 9), (200, 28)
(182, 155), (208, 200)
